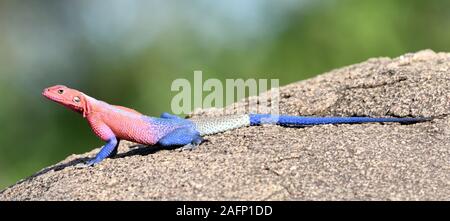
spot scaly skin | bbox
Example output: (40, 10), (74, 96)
(43, 85), (201, 166)
(42, 85), (429, 166)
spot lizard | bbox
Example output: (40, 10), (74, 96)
(42, 85), (430, 166)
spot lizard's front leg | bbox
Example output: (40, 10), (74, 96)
(86, 137), (119, 166)
(84, 115), (119, 166)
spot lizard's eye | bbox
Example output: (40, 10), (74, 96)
(73, 96), (81, 103)
(57, 89), (64, 94)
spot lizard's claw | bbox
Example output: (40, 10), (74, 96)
(85, 159), (98, 166)
(74, 158), (97, 168)
(74, 162), (92, 169)
(179, 144), (199, 152)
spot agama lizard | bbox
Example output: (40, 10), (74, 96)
(42, 85), (429, 166)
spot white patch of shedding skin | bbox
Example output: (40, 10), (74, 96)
(191, 115), (250, 136)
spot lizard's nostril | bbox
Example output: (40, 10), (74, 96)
(42, 88), (50, 95)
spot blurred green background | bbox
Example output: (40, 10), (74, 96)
(0, 0), (449, 189)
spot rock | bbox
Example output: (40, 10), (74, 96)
(1, 50), (450, 200)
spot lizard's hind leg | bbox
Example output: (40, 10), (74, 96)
(157, 127), (203, 151)
(160, 112), (183, 119)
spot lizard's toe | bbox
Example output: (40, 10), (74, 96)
(74, 162), (92, 168)
(81, 159), (98, 167)
(179, 144), (198, 151)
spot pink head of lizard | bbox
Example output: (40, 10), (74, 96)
(42, 85), (92, 118)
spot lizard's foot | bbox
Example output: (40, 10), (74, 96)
(179, 136), (203, 151)
(74, 158), (98, 168)
(179, 144), (199, 151)
(85, 160), (96, 167)
(74, 162), (92, 168)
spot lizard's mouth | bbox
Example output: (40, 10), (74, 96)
(42, 90), (65, 104)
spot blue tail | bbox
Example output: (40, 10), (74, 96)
(249, 114), (430, 126)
